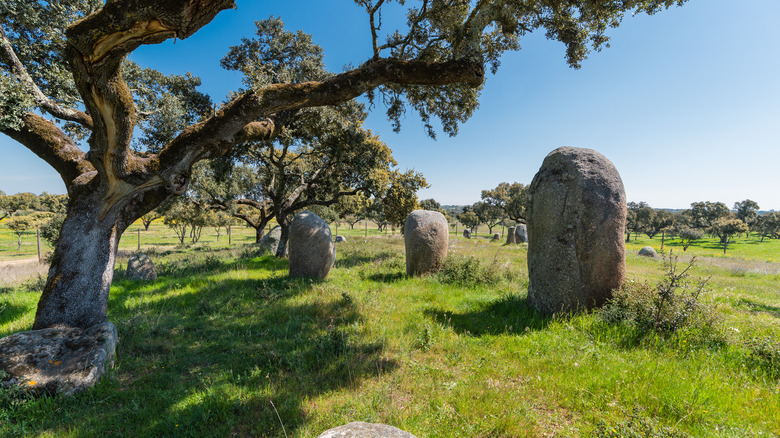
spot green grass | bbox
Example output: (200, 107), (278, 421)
(1, 234), (780, 437)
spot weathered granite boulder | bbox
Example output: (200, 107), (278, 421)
(462, 229), (471, 239)
(506, 226), (517, 244)
(638, 246), (657, 257)
(317, 422), (418, 438)
(126, 253), (157, 281)
(0, 322), (118, 396)
(404, 210), (448, 276)
(526, 147), (626, 315)
(258, 225), (284, 256)
(289, 211), (336, 279)
(335, 235), (347, 243)
(515, 224), (528, 243)
(492, 233), (500, 241)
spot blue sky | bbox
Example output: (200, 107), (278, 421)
(1, 0), (778, 210)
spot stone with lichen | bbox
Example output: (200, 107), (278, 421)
(0, 322), (118, 396)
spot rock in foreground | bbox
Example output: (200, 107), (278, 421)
(318, 422), (418, 438)
(0, 322), (118, 396)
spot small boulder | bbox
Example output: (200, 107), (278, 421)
(289, 211), (336, 279)
(335, 235), (347, 243)
(258, 225), (284, 256)
(404, 210), (449, 276)
(126, 253), (157, 281)
(463, 229), (471, 239)
(317, 422), (418, 438)
(515, 224), (528, 243)
(0, 322), (118, 396)
(506, 226), (517, 244)
(638, 246), (657, 257)
(492, 233), (500, 241)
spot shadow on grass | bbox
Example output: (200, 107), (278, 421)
(3, 262), (396, 438)
(424, 294), (550, 336)
(335, 250), (397, 269)
(0, 302), (31, 336)
(736, 298), (780, 319)
(365, 271), (407, 283)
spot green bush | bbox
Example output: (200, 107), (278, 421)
(437, 255), (518, 286)
(593, 406), (688, 438)
(745, 336), (780, 378)
(599, 253), (721, 341)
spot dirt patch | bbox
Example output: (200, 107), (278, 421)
(0, 258), (49, 287)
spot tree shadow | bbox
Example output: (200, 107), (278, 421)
(736, 298), (780, 319)
(9, 272), (397, 437)
(334, 250), (397, 269)
(0, 302), (33, 337)
(365, 272), (407, 283)
(424, 294), (550, 336)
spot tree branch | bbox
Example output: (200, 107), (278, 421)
(0, 27), (94, 129)
(1, 113), (94, 188)
(156, 56), (484, 175)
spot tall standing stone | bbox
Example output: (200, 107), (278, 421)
(526, 147), (626, 315)
(258, 225), (285, 256)
(506, 226), (517, 244)
(404, 210), (449, 276)
(515, 224), (528, 243)
(288, 211), (336, 279)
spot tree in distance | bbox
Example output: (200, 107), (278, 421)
(480, 182), (528, 224)
(684, 201), (731, 231)
(458, 209), (480, 234)
(675, 226), (704, 252)
(733, 199), (760, 237)
(754, 212), (780, 241)
(381, 170), (429, 232)
(709, 217), (748, 254)
(0, 0), (691, 328)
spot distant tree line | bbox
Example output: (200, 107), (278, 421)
(625, 199), (778, 253)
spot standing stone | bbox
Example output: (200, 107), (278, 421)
(638, 246), (657, 257)
(289, 211), (336, 279)
(335, 235), (347, 243)
(506, 226), (517, 244)
(526, 147), (626, 315)
(462, 229), (471, 239)
(515, 224), (528, 243)
(0, 322), (118, 396)
(126, 253), (157, 281)
(258, 225), (285, 256)
(404, 210), (449, 276)
(317, 422), (418, 438)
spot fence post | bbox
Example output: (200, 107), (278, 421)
(364, 220), (367, 237)
(228, 225), (232, 246)
(137, 228), (141, 251)
(37, 229), (42, 263)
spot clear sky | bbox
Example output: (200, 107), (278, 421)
(1, 0), (778, 210)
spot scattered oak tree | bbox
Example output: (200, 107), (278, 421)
(709, 217), (748, 254)
(733, 199), (760, 237)
(0, 0), (690, 329)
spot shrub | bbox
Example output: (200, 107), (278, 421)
(745, 336), (780, 378)
(39, 213), (65, 248)
(599, 252), (721, 340)
(593, 406), (688, 438)
(437, 255), (518, 286)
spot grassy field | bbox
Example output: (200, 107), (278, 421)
(1, 230), (780, 437)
